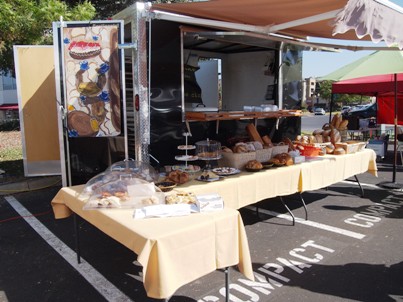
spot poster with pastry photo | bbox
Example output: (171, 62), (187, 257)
(62, 24), (121, 137)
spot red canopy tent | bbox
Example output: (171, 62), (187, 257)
(332, 73), (403, 125)
(332, 73), (403, 185)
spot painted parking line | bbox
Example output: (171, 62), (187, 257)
(5, 196), (132, 302)
(245, 206), (366, 240)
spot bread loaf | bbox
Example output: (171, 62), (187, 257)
(339, 119), (349, 130)
(330, 129), (341, 145)
(274, 153), (293, 166)
(233, 144), (249, 153)
(262, 135), (273, 147)
(245, 160), (263, 170)
(246, 123), (264, 144)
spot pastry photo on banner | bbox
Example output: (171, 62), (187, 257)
(62, 24), (121, 137)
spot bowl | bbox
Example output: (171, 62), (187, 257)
(155, 181), (177, 192)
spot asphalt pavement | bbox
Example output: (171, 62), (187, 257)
(1, 149), (403, 302)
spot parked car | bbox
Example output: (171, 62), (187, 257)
(314, 108), (326, 115)
(347, 103), (376, 119)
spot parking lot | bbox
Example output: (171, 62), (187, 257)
(1, 152), (403, 302)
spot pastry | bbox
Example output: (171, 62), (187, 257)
(168, 170), (189, 184)
(141, 196), (160, 206)
(268, 158), (281, 165)
(245, 160), (263, 170)
(165, 191), (196, 204)
(274, 153), (293, 166)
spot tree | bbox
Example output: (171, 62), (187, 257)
(0, 0), (96, 75)
(64, 0), (190, 20)
(317, 79), (370, 108)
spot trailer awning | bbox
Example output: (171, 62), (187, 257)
(152, 0), (403, 49)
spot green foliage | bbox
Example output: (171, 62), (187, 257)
(317, 80), (332, 101)
(317, 79), (370, 105)
(0, 0), (96, 74)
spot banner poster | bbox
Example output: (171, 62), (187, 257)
(63, 24), (121, 137)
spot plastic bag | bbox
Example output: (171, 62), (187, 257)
(108, 159), (159, 183)
(83, 177), (165, 210)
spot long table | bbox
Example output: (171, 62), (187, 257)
(51, 188), (254, 300)
(50, 149), (377, 299)
(180, 149), (377, 209)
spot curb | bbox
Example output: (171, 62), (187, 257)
(0, 176), (62, 195)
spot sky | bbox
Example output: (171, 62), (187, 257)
(302, 0), (403, 79)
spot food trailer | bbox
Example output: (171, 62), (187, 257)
(50, 2), (313, 186)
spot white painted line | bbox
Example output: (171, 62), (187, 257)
(246, 206), (366, 240)
(340, 180), (384, 190)
(5, 196), (132, 302)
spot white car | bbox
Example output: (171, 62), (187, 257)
(314, 108), (326, 115)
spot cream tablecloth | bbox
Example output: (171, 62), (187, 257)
(51, 186), (254, 299)
(180, 164), (302, 209)
(299, 148), (377, 191)
(178, 149), (377, 209)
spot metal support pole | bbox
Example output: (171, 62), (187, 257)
(224, 267), (230, 302)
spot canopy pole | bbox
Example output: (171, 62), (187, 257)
(329, 93), (334, 124)
(393, 73), (398, 183)
(379, 73), (403, 189)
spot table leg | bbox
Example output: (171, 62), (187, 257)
(354, 175), (365, 198)
(224, 267), (229, 302)
(280, 196), (295, 225)
(299, 193), (308, 221)
(344, 175), (365, 198)
(73, 213), (81, 264)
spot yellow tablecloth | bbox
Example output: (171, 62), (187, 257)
(299, 148), (377, 191)
(179, 149), (377, 208)
(51, 186), (254, 299)
(180, 164), (302, 209)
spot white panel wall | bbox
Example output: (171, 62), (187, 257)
(222, 51), (275, 111)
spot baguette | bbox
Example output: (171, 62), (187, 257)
(246, 123), (264, 144)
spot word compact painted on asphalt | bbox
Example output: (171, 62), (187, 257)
(200, 188), (403, 302)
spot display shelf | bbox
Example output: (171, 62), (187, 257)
(185, 110), (302, 122)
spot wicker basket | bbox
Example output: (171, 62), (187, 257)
(335, 141), (367, 154)
(272, 144), (289, 157)
(218, 152), (256, 170)
(256, 148), (273, 162)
